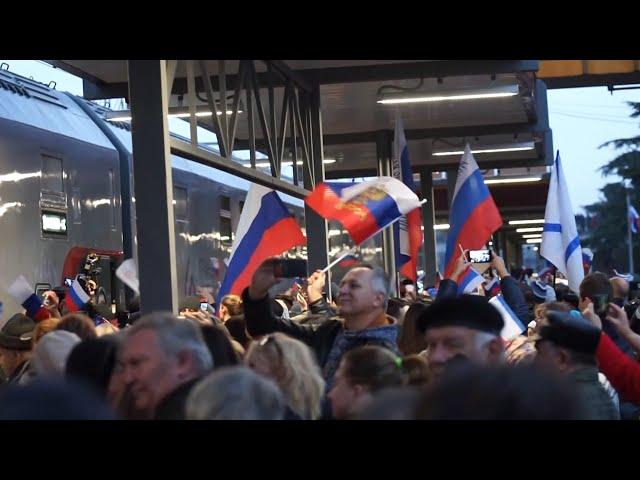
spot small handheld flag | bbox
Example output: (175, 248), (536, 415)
(7, 275), (51, 322)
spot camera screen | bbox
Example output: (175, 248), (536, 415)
(200, 302), (209, 312)
(469, 250), (491, 263)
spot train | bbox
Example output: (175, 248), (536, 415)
(0, 67), (312, 316)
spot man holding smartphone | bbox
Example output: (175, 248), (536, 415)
(242, 257), (398, 390)
(437, 251), (529, 327)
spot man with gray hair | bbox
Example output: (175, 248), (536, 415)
(119, 312), (213, 420)
(186, 366), (285, 420)
(243, 258), (398, 393)
(416, 295), (506, 380)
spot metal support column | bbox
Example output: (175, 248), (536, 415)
(302, 85), (329, 274)
(376, 130), (397, 295)
(420, 168), (438, 286)
(127, 60), (179, 314)
(446, 168), (458, 210)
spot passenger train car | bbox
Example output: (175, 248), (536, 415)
(0, 68), (305, 316)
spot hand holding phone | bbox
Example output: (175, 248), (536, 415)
(272, 259), (308, 278)
(466, 249), (492, 263)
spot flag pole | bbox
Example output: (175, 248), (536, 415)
(627, 187), (635, 274)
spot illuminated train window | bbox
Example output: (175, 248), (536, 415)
(42, 211), (67, 237)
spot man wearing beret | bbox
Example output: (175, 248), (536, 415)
(416, 295), (506, 380)
(0, 313), (36, 385)
(533, 311), (619, 420)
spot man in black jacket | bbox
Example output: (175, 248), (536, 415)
(119, 313), (213, 420)
(242, 259), (398, 389)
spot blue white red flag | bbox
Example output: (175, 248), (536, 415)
(305, 176), (421, 245)
(443, 145), (502, 278)
(457, 267), (484, 294)
(66, 277), (91, 312)
(7, 275), (51, 322)
(216, 184), (306, 311)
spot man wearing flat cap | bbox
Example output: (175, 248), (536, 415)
(416, 295), (506, 380)
(0, 313), (36, 385)
(533, 311), (619, 420)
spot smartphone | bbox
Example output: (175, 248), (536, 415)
(466, 249), (492, 263)
(200, 302), (209, 312)
(272, 259), (308, 278)
(592, 294), (609, 316)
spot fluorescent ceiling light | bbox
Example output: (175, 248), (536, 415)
(420, 225), (451, 231)
(433, 142), (535, 157)
(508, 219), (545, 225)
(522, 234), (542, 238)
(526, 238), (542, 244)
(377, 84), (519, 105)
(248, 158), (335, 168)
(484, 176), (541, 185)
(517, 227), (543, 233)
(106, 106), (242, 122)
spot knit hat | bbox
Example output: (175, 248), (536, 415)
(31, 330), (81, 376)
(531, 280), (556, 303)
(0, 313), (36, 350)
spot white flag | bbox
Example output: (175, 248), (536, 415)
(116, 258), (140, 295)
(541, 152), (584, 292)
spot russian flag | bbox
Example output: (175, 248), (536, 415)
(629, 205), (640, 234)
(392, 116), (423, 282)
(305, 176), (422, 245)
(216, 184), (306, 310)
(443, 145), (502, 278)
(457, 267), (484, 294)
(7, 275), (51, 322)
(66, 277), (91, 312)
(582, 248), (594, 276)
(489, 294), (526, 341)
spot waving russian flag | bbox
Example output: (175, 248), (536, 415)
(216, 184), (306, 310)
(7, 275), (51, 322)
(305, 176), (422, 245)
(66, 277), (91, 312)
(457, 267), (484, 294)
(392, 116), (423, 282)
(443, 145), (503, 278)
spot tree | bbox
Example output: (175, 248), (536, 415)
(582, 102), (640, 272)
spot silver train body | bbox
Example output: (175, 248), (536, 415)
(0, 69), (304, 316)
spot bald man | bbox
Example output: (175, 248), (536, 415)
(610, 277), (630, 307)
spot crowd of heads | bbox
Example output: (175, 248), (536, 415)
(0, 251), (638, 421)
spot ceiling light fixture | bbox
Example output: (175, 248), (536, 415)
(433, 142), (535, 157)
(517, 227), (543, 233)
(377, 84), (518, 105)
(106, 105), (243, 122)
(508, 219), (545, 225)
(526, 238), (542, 244)
(522, 234), (542, 238)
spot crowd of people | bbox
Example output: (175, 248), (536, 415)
(1, 249), (639, 421)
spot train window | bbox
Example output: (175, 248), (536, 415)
(220, 195), (230, 212)
(173, 186), (188, 222)
(108, 169), (116, 230)
(41, 211), (67, 237)
(220, 216), (232, 246)
(239, 200), (245, 213)
(41, 154), (64, 194)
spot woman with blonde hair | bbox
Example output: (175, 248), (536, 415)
(246, 332), (325, 420)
